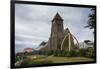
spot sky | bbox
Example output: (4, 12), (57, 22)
(15, 4), (94, 53)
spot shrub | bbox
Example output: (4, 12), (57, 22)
(53, 50), (64, 56)
(78, 48), (88, 57)
(66, 50), (78, 57)
(86, 48), (95, 58)
(53, 50), (78, 57)
(47, 50), (54, 56)
(15, 56), (21, 62)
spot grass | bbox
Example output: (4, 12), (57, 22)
(17, 55), (95, 67)
(33, 55), (94, 63)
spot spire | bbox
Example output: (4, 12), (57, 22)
(64, 28), (70, 34)
(52, 12), (63, 22)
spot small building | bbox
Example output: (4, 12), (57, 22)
(23, 48), (33, 53)
(79, 40), (94, 48)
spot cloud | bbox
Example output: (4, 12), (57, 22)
(15, 4), (93, 53)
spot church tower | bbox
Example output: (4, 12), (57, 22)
(50, 13), (64, 50)
(40, 13), (79, 51)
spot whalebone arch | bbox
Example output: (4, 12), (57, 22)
(61, 28), (79, 51)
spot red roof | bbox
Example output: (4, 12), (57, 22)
(24, 48), (33, 50)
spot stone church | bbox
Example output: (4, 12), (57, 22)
(40, 13), (79, 51)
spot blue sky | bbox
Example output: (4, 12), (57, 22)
(15, 4), (94, 53)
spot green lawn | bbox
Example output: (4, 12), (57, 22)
(34, 55), (94, 63)
(26, 55), (94, 63)
(18, 55), (95, 67)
